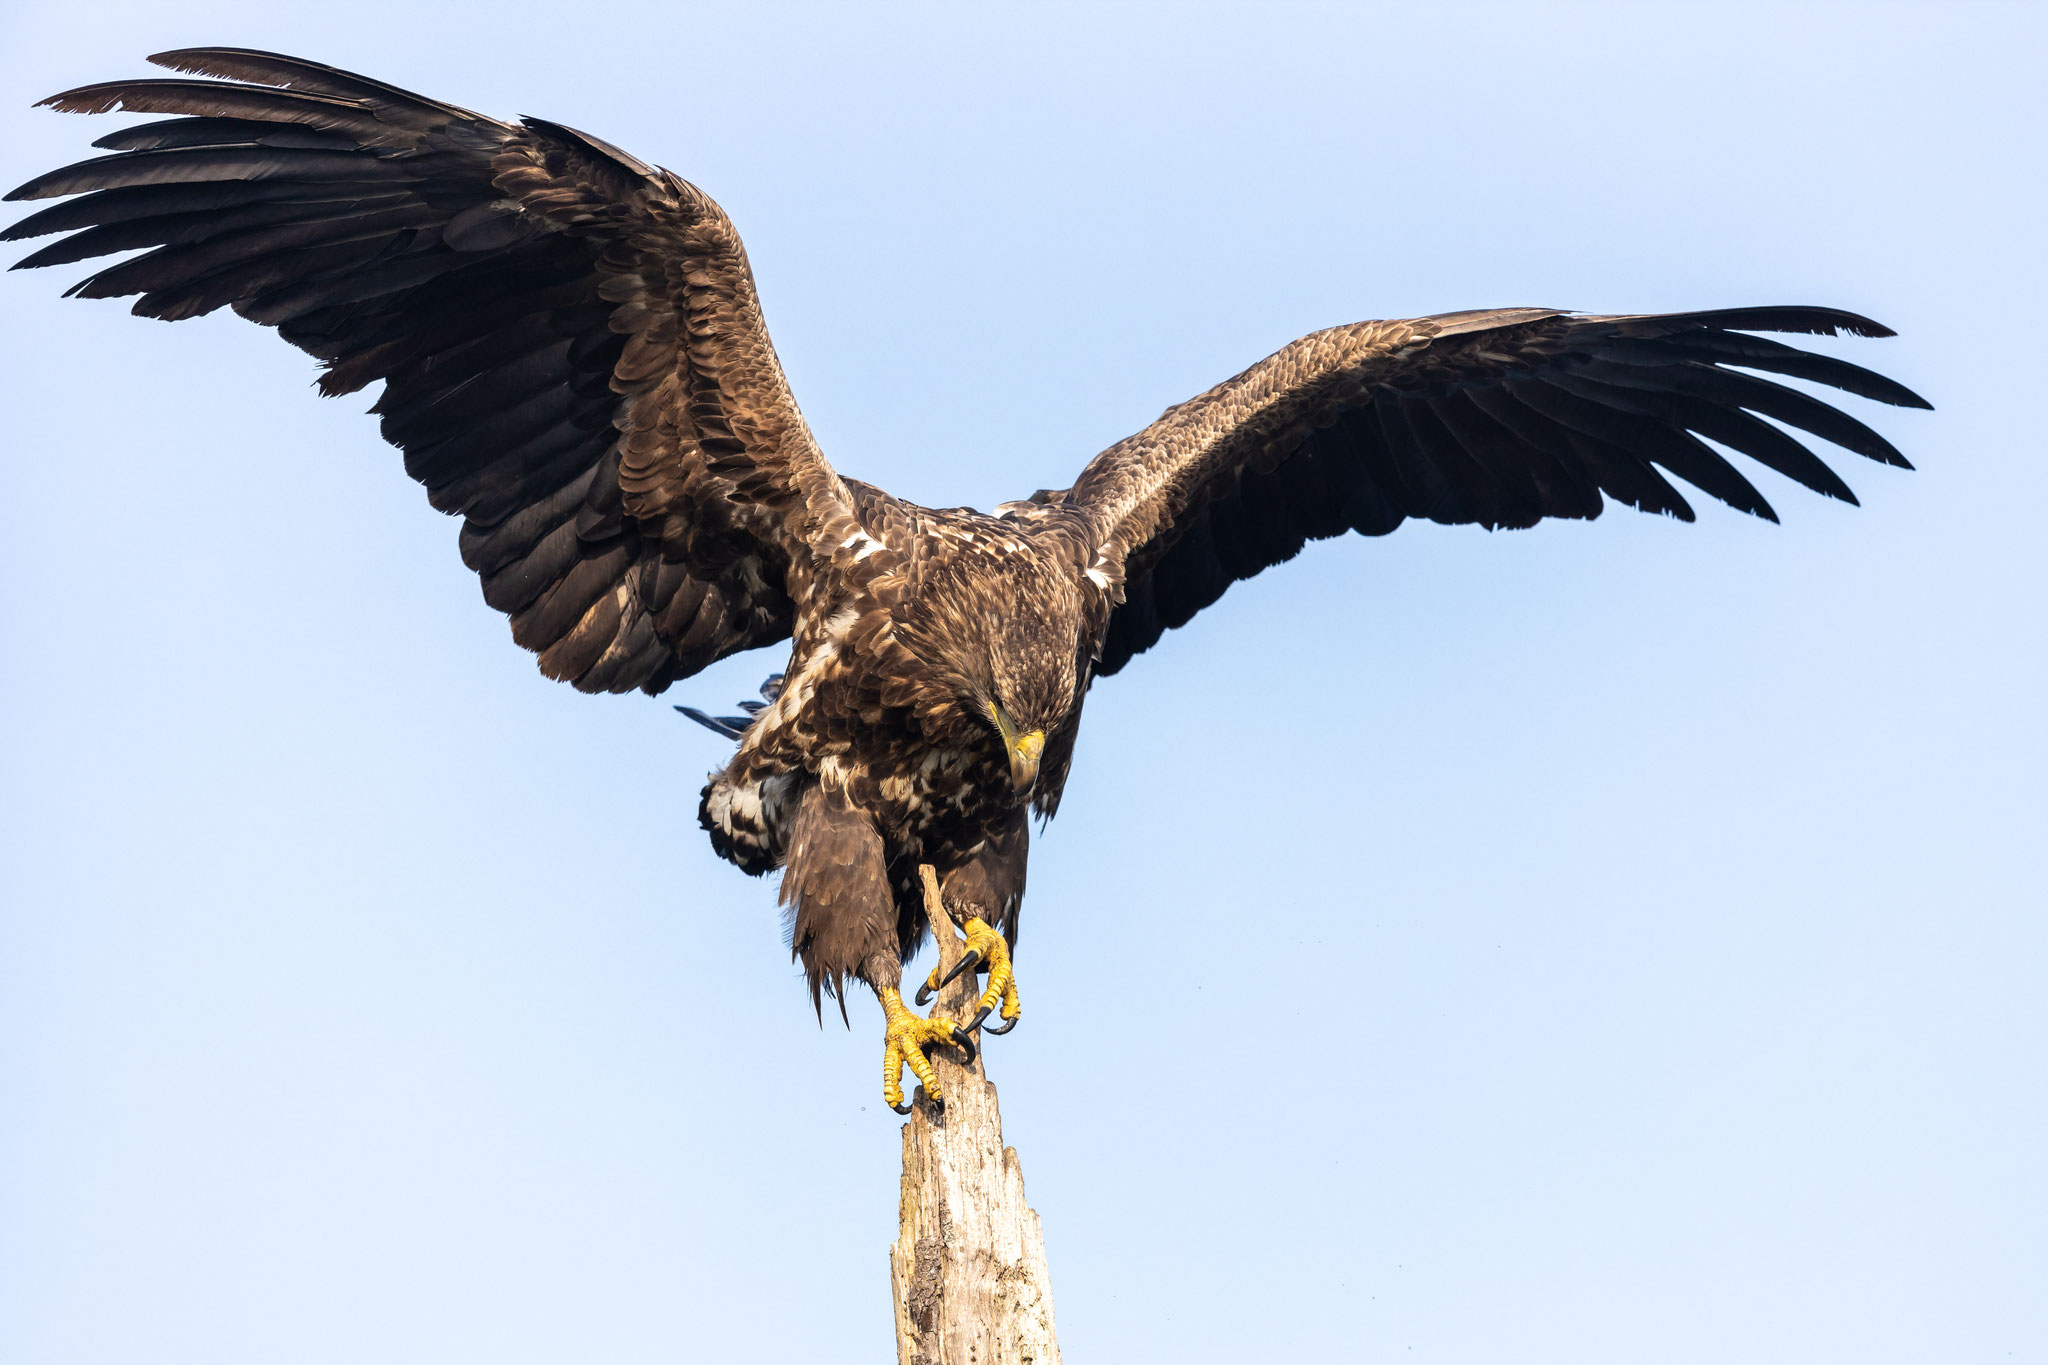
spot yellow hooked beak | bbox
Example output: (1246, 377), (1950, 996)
(991, 707), (1046, 793)
(1008, 729), (1046, 792)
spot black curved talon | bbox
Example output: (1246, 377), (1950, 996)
(949, 1025), (979, 1068)
(915, 947), (986, 1008)
(891, 1100), (914, 1115)
(938, 948), (984, 990)
(983, 1013), (1019, 1036)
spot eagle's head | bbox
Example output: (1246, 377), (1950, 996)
(981, 611), (1077, 795)
(902, 548), (1085, 796)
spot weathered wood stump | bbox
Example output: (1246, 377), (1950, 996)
(889, 867), (1060, 1365)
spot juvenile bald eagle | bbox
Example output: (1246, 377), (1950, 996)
(6, 50), (1929, 1112)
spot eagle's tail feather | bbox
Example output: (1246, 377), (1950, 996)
(677, 672), (786, 740)
(674, 705), (751, 740)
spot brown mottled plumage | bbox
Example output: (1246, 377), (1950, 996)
(6, 51), (1929, 1046)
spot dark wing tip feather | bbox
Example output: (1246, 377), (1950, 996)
(144, 47), (481, 122)
(149, 46), (304, 74)
(5, 163), (71, 202)
(29, 75), (373, 121)
(28, 80), (216, 116)
(0, 213), (50, 244)
(4, 156), (108, 202)
(1604, 306), (1897, 340)
(1715, 306), (1897, 339)
(34, 83), (134, 115)
(1666, 332), (1933, 411)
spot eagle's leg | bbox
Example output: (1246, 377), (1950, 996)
(913, 841), (1027, 1034)
(918, 916), (1021, 1034)
(780, 784), (975, 1110)
(879, 984), (976, 1114)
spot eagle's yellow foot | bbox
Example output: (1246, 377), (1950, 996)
(880, 986), (976, 1114)
(916, 916), (1022, 1036)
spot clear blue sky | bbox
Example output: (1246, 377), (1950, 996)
(2, 3), (2041, 1361)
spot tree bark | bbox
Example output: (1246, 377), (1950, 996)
(889, 867), (1061, 1365)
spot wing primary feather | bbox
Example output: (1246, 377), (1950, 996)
(8, 146), (402, 202)
(1611, 332), (1932, 410)
(91, 117), (363, 153)
(60, 207), (433, 297)
(1598, 306), (1895, 340)
(8, 193), (419, 270)
(145, 48), (484, 125)
(0, 179), (377, 241)
(30, 77), (390, 135)
(94, 230), (409, 320)
(1520, 372), (1785, 513)
(1547, 368), (1852, 507)
(1573, 357), (1912, 472)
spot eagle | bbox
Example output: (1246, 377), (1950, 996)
(5, 49), (1929, 1113)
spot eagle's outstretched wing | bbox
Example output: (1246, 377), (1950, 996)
(1061, 307), (1930, 676)
(5, 48), (865, 694)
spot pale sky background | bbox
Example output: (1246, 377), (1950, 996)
(1, 3), (2041, 1362)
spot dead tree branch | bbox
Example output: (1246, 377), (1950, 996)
(889, 866), (1060, 1364)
